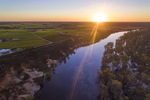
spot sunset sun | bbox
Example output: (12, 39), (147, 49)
(92, 13), (107, 22)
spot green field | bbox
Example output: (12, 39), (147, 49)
(0, 29), (48, 48)
(0, 22), (142, 49)
(0, 22), (93, 49)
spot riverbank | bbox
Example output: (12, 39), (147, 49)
(0, 26), (137, 100)
(98, 29), (150, 100)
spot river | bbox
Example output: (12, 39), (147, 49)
(38, 31), (127, 100)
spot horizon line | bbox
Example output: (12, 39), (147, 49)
(0, 21), (150, 23)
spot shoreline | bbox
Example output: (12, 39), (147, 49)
(0, 27), (136, 99)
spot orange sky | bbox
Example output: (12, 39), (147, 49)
(1, 0), (150, 22)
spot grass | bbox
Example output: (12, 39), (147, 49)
(0, 41), (17, 49)
(15, 39), (48, 48)
(0, 22), (95, 49)
(0, 29), (49, 49)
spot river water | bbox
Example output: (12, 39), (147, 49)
(39, 31), (127, 100)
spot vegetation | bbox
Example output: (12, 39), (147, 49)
(0, 22), (93, 49)
(0, 22), (145, 99)
(0, 22), (139, 49)
(98, 29), (150, 100)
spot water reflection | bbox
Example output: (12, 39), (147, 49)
(0, 40), (77, 100)
(98, 29), (150, 100)
(38, 31), (127, 100)
(0, 31), (127, 100)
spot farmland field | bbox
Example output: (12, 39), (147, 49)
(0, 22), (95, 49)
(0, 22), (150, 100)
(0, 22), (143, 49)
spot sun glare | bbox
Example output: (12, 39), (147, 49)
(92, 13), (107, 22)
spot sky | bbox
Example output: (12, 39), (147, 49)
(0, 0), (150, 22)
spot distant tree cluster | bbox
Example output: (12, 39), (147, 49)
(98, 29), (150, 100)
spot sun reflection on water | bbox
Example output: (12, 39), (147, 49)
(68, 23), (100, 100)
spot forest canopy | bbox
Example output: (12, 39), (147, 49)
(98, 29), (150, 100)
